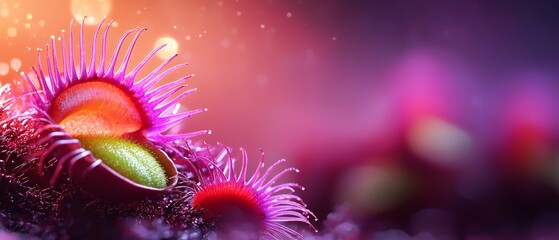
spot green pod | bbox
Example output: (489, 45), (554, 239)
(78, 136), (168, 189)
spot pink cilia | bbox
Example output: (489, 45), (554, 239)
(14, 18), (207, 201)
(188, 145), (317, 239)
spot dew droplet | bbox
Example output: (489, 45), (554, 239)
(172, 103), (181, 115)
(26, 13), (32, 20)
(287, 12), (292, 18)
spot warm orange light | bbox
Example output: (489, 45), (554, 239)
(52, 81), (143, 136)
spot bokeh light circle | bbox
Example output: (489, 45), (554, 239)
(10, 58), (21, 72)
(70, 0), (112, 25)
(154, 37), (179, 60)
(0, 62), (9, 76)
(7, 27), (16, 37)
(0, 8), (9, 17)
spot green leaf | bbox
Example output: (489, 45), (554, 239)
(78, 136), (167, 189)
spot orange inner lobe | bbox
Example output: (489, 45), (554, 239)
(51, 81), (143, 136)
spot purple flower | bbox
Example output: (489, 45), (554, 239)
(6, 18), (208, 201)
(189, 146), (317, 239)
